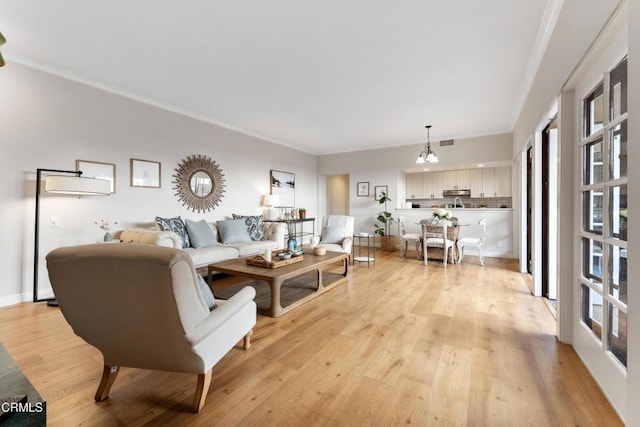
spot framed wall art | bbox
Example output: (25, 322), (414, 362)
(357, 181), (369, 197)
(76, 160), (116, 193)
(130, 158), (161, 188)
(375, 185), (388, 201)
(270, 170), (295, 207)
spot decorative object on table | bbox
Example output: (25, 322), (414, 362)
(33, 168), (111, 306)
(374, 185), (388, 201)
(263, 194), (280, 220)
(76, 160), (116, 193)
(357, 181), (370, 197)
(246, 250), (303, 268)
(130, 158), (161, 188)
(270, 170), (295, 207)
(433, 208), (452, 220)
(298, 208), (306, 219)
(374, 191), (397, 251)
(415, 124), (439, 164)
(286, 221), (297, 251)
(313, 246), (326, 256)
(278, 252), (292, 260)
(95, 219), (118, 242)
(173, 154), (226, 213)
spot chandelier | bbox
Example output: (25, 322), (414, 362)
(416, 125), (439, 164)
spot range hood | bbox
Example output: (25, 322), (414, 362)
(443, 189), (471, 197)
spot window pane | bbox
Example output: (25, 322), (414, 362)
(609, 57), (627, 120)
(582, 190), (603, 234)
(582, 238), (603, 283)
(583, 139), (603, 185)
(607, 303), (627, 367)
(609, 120), (627, 180)
(581, 284), (603, 340)
(608, 245), (627, 305)
(584, 83), (604, 137)
(609, 184), (627, 241)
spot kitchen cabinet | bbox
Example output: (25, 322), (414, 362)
(470, 168), (495, 197)
(431, 172), (444, 198)
(406, 173), (424, 199)
(494, 166), (511, 197)
(443, 170), (470, 190)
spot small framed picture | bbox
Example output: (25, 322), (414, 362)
(375, 185), (388, 201)
(357, 182), (369, 197)
(130, 158), (161, 188)
(76, 160), (116, 194)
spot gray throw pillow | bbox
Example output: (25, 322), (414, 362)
(197, 275), (216, 310)
(217, 219), (252, 244)
(185, 219), (219, 248)
(321, 226), (346, 244)
(232, 214), (265, 241)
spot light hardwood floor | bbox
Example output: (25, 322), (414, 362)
(0, 250), (622, 426)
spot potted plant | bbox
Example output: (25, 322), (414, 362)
(298, 208), (306, 219)
(374, 191), (397, 251)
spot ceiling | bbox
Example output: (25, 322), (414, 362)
(1, 0), (552, 154)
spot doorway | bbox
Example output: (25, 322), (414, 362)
(326, 175), (349, 215)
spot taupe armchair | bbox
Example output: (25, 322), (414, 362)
(46, 243), (256, 412)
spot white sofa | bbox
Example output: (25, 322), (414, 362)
(119, 221), (286, 269)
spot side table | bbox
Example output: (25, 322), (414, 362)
(352, 233), (375, 267)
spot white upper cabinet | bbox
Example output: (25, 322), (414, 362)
(406, 173), (424, 199)
(443, 170), (471, 190)
(430, 172), (444, 198)
(406, 167), (510, 199)
(494, 166), (511, 197)
(470, 168), (495, 197)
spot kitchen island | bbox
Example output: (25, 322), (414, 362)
(396, 208), (514, 259)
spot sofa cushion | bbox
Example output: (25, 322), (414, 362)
(185, 219), (219, 248)
(196, 275), (216, 310)
(217, 219), (252, 244)
(232, 214), (265, 241)
(156, 216), (190, 248)
(183, 246), (241, 268)
(228, 240), (279, 257)
(321, 226), (346, 244)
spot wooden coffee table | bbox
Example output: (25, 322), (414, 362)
(208, 250), (349, 317)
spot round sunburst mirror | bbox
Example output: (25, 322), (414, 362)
(173, 154), (226, 213)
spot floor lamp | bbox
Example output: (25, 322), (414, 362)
(34, 168), (111, 306)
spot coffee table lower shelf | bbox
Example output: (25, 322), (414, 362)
(208, 251), (349, 317)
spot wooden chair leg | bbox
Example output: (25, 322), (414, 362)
(95, 365), (120, 401)
(243, 329), (253, 350)
(192, 369), (213, 413)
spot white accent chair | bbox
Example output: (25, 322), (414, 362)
(421, 218), (455, 267)
(398, 216), (424, 259)
(457, 218), (488, 266)
(46, 243), (256, 413)
(310, 215), (355, 255)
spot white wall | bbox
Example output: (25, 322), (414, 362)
(0, 63), (318, 305)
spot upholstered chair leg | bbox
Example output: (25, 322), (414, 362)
(442, 249), (447, 268)
(192, 369), (213, 413)
(479, 247), (485, 266)
(243, 329), (253, 350)
(95, 365), (120, 401)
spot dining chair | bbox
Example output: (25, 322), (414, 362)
(398, 216), (422, 259)
(457, 218), (487, 265)
(421, 218), (455, 267)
